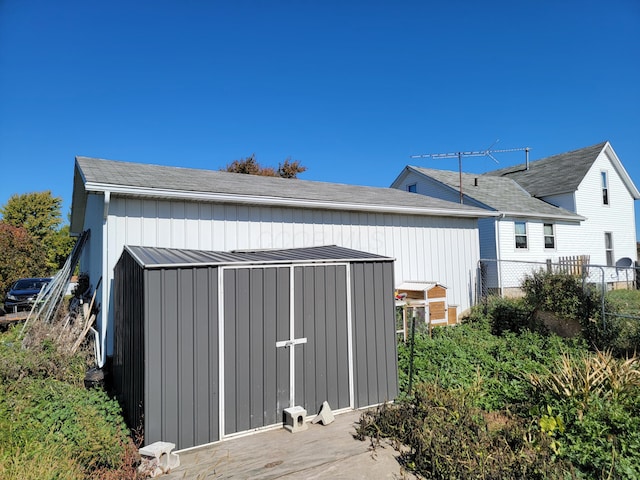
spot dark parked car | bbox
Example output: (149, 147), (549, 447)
(3, 278), (51, 313)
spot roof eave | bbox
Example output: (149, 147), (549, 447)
(499, 211), (585, 222)
(83, 181), (498, 219)
(70, 160), (89, 234)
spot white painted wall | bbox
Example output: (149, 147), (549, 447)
(81, 194), (482, 355)
(394, 170), (487, 209)
(573, 150), (638, 266)
(494, 218), (587, 288)
(541, 192), (576, 212)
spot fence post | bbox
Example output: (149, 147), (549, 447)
(546, 259), (552, 273)
(407, 310), (417, 397)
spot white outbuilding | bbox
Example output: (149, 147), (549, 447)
(70, 156), (495, 366)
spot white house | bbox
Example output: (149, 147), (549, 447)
(391, 141), (639, 292)
(70, 156), (495, 366)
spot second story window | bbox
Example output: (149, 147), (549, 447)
(602, 171), (609, 205)
(544, 223), (555, 249)
(407, 183), (417, 193)
(515, 221), (528, 249)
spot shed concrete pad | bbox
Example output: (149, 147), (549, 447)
(163, 409), (418, 479)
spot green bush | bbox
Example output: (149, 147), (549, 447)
(388, 274), (640, 478)
(485, 296), (536, 335)
(529, 350), (640, 478)
(0, 325), (139, 479)
(1, 377), (129, 473)
(522, 270), (603, 321)
(520, 270), (640, 356)
(398, 322), (584, 411)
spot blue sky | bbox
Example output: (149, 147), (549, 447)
(1, 1), (639, 238)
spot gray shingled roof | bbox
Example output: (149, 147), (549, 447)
(484, 142), (607, 197)
(74, 156), (491, 217)
(125, 244), (393, 269)
(409, 166), (582, 220)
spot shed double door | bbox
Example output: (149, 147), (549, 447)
(222, 264), (351, 437)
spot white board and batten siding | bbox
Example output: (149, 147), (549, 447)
(86, 194), (480, 354)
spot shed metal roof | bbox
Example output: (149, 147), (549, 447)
(125, 244), (394, 269)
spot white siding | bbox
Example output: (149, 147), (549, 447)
(79, 193), (105, 296)
(91, 196), (481, 354)
(478, 217), (497, 259)
(541, 192), (576, 212)
(494, 218), (586, 289)
(574, 150), (638, 266)
(395, 171), (462, 204)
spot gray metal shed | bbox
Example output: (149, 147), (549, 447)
(112, 244), (398, 450)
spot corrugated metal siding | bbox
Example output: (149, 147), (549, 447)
(144, 266), (220, 448)
(294, 265), (350, 414)
(112, 248), (145, 433)
(223, 267), (290, 435)
(351, 261), (398, 407)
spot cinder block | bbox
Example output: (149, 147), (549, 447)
(283, 406), (308, 433)
(139, 441), (180, 477)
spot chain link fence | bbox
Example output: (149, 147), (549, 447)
(477, 258), (640, 325)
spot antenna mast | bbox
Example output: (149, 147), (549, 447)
(410, 142), (530, 203)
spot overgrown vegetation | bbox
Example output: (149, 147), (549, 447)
(358, 272), (640, 479)
(0, 323), (145, 479)
(357, 383), (570, 479)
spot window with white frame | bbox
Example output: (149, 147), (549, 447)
(515, 221), (528, 249)
(407, 183), (417, 193)
(605, 232), (614, 266)
(601, 171), (609, 205)
(544, 223), (555, 249)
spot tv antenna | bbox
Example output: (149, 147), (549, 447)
(410, 141), (531, 203)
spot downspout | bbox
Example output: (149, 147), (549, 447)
(98, 191), (111, 368)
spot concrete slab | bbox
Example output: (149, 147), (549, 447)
(162, 409), (418, 479)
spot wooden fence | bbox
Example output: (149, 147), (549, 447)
(553, 255), (590, 276)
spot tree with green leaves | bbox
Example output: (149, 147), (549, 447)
(223, 154), (306, 178)
(0, 191), (73, 272)
(0, 222), (48, 294)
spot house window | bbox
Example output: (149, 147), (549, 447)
(601, 171), (609, 205)
(407, 183), (417, 193)
(544, 223), (555, 249)
(605, 232), (614, 266)
(515, 221), (528, 249)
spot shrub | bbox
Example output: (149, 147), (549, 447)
(529, 349), (640, 478)
(0, 323), (88, 384)
(2, 377), (130, 472)
(522, 270), (601, 323)
(398, 322), (584, 411)
(0, 324), (141, 479)
(520, 270), (639, 356)
(356, 383), (570, 479)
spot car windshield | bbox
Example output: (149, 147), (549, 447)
(13, 279), (49, 290)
